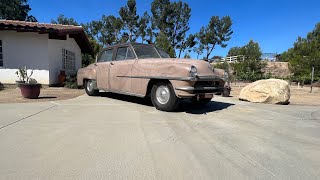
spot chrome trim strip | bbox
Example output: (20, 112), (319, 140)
(117, 75), (195, 81)
(117, 75), (223, 81)
(100, 88), (145, 98)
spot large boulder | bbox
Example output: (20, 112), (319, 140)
(239, 79), (290, 104)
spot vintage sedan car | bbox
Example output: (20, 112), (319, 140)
(77, 43), (229, 111)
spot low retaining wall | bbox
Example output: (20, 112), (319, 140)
(0, 68), (49, 84)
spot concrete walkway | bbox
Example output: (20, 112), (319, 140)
(0, 93), (319, 180)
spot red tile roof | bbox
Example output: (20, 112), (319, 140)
(0, 20), (93, 54)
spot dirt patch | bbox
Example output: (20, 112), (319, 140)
(230, 83), (320, 106)
(0, 86), (85, 103)
(262, 62), (291, 78)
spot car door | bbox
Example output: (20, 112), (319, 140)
(109, 46), (136, 93)
(96, 48), (114, 90)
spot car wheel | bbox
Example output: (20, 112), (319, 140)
(85, 79), (99, 96)
(191, 97), (212, 105)
(151, 82), (180, 111)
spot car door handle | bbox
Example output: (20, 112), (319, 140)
(110, 62), (115, 65)
(94, 63), (97, 66)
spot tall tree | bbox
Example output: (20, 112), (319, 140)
(227, 47), (242, 57)
(151, 0), (191, 56)
(81, 22), (103, 66)
(81, 22), (95, 40)
(137, 11), (154, 43)
(166, 1), (191, 52)
(197, 16), (233, 60)
(193, 44), (204, 59)
(0, 0), (37, 21)
(151, 0), (171, 32)
(119, 0), (139, 42)
(230, 40), (265, 81)
(155, 31), (175, 58)
(82, 39), (103, 67)
(241, 40), (262, 60)
(51, 14), (79, 25)
(177, 34), (196, 58)
(93, 15), (123, 46)
(184, 52), (191, 59)
(282, 23), (320, 80)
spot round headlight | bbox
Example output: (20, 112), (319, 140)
(190, 66), (198, 77)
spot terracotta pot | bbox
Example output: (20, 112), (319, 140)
(18, 83), (41, 99)
(58, 70), (66, 86)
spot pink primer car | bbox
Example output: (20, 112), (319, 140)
(77, 43), (228, 111)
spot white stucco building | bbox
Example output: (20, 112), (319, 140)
(0, 20), (93, 85)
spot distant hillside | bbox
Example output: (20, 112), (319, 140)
(262, 62), (291, 78)
(212, 62), (291, 78)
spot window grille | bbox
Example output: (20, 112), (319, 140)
(62, 49), (75, 70)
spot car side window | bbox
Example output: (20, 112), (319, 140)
(115, 47), (135, 61)
(98, 49), (113, 62)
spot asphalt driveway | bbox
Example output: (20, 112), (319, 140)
(0, 93), (319, 180)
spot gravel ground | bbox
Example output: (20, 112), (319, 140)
(0, 85), (84, 103)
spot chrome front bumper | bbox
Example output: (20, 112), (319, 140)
(175, 86), (224, 92)
(189, 75), (227, 82)
(173, 75), (227, 98)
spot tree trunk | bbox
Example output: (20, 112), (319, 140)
(129, 30), (133, 42)
(178, 49), (183, 58)
(206, 46), (210, 60)
(206, 46), (215, 60)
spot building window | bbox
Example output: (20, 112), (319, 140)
(62, 49), (75, 71)
(0, 40), (3, 67)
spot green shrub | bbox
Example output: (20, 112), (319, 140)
(64, 75), (78, 89)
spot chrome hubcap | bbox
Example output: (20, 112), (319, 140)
(156, 85), (170, 104)
(87, 81), (94, 92)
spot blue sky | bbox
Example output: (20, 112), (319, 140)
(28, 0), (320, 58)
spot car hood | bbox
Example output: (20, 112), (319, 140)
(165, 58), (209, 65)
(163, 58), (217, 76)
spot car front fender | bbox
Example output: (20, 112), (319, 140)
(77, 67), (97, 86)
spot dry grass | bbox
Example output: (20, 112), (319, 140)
(0, 85), (85, 104)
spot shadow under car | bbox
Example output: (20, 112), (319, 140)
(99, 92), (235, 114)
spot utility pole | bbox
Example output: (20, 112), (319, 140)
(311, 66), (314, 93)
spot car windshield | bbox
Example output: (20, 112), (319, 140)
(133, 45), (170, 59)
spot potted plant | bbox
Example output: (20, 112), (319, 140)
(15, 66), (41, 99)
